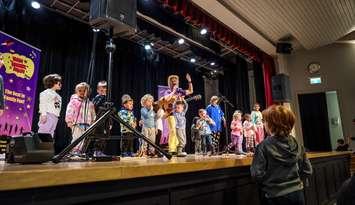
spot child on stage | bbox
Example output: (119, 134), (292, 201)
(196, 109), (215, 155)
(251, 103), (264, 145)
(118, 94), (137, 157)
(92, 81), (107, 113)
(153, 102), (165, 149)
(140, 94), (156, 157)
(65, 82), (96, 155)
(174, 99), (188, 157)
(206, 96), (226, 153)
(243, 113), (256, 153)
(38, 74), (62, 137)
(191, 117), (202, 155)
(226, 110), (244, 155)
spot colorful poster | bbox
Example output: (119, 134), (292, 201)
(0, 31), (40, 136)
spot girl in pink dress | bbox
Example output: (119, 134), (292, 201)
(65, 82), (96, 154)
(226, 110), (245, 154)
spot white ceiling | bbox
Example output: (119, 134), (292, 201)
(191, 0), (276, 55)
(218, 0), (355, 50)
(193, 0), (355, 53)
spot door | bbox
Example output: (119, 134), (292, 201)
(298, 92), (332, 151)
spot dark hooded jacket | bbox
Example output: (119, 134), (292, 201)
(250, 135), (312, 198)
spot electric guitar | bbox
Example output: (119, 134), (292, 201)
(159, 94), (202, 116)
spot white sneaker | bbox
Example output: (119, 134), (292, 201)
(177, 151), (187, 157)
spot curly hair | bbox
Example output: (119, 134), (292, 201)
(262, 105), (296, 137)
(140, 94), (154, 106)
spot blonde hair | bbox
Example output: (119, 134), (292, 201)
(75, 82), (90, 96)
(233, 110), (242, 119)
(262, 105), (296, 137)
(167, 75), (179, 88)
(140, 94), (154, 106)
(210, 96), (219, 103)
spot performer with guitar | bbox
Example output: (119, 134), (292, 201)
(160, 74), (193, 155)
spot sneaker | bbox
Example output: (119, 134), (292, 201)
(236, 151), (247, 155)
(177, 151), (187, 157)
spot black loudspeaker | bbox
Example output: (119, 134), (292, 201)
(276, 42), (293, 54)
(272, 74), (292, 102)
(6, 132), (54, 164)
(90, 0), (137, 36)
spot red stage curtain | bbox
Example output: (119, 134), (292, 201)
(262, 55), (275, 107)
(159, 0), (263, 62)
(158, 0), (275, 106)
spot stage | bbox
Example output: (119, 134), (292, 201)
(0, 152), (352, 205)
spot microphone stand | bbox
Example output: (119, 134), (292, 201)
(218, 92), (235, 149)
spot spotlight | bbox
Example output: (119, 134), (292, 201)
(178, 38), (185, 45)
(144, 44), (152, 50)
(31, 1), (41, 9)
(150, 42), (154, 46)
(200, 28), (208, 35)
(190, 58), (196, 63)
(210, 62), (215, 66)
(92, 28), (100, 32)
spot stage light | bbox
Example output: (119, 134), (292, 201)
(31, 1), (41, 9)
(178, 38), (185, 45)
(150, 42), (154, 46)
(190, 58), (196, 63)
(144, 44), (152, 50)
(92, 28), (100, 32)
(210, 62), (215, 66)
(200, 28), (208, 35)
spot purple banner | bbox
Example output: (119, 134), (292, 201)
(0, 31), (40, 136)
(158, 85), (170, 145)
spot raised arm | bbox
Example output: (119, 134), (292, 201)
(185, 73), (193, 95)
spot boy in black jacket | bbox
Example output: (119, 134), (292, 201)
(251, 105), (312, 205)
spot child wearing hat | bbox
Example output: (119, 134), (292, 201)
(206, 96), (226, 152)
(118, 94), (137, 157)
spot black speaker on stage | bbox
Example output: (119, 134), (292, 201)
(90, 0), (137, 36)
(272, 74), (292, 102)
(6, 132), (54, 164)
(276, 42), (292, 54)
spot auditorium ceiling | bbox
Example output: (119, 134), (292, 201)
(204, 0), (355, 50)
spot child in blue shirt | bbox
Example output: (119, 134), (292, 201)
(140, 94), (156, 157)
(206, 96), (226, 152)
(174, 99), (188, 157)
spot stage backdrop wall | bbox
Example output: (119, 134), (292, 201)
(0, 6), (250, 153)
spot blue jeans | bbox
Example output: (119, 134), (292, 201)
(265, 190), (305, 205)
(201, 134), (213, 153)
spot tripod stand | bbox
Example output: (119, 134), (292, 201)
(52, 29), (172, 163)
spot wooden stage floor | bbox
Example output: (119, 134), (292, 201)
(0, 152), (351, 191)
(0, 152), (352, 205)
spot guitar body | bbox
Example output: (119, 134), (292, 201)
(158, 95), (202, 117)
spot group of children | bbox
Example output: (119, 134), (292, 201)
(37, 73), (265, 158)
(223, 103), (264, 155)
(190, 97), (265, 155)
